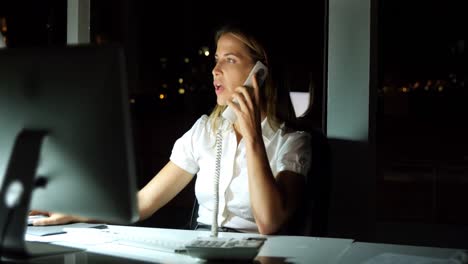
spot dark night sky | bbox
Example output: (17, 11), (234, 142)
(0, 0), (463, 83)
(136, 1), (324, 51)
(135, 1), (325, 68)
(380, 0), (463, 78)
(132, 0), (326, 94)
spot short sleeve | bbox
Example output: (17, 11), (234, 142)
(276, 131), (312, 177)
(169, 115), (208, 175)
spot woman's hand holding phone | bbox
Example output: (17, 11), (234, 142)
(222, 61), (268, 123)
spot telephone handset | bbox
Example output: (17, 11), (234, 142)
(221, 61), (268, 123)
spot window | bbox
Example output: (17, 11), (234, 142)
(377, 0), (465, 247)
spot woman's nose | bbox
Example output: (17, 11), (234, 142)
(212, 63), (221, 76)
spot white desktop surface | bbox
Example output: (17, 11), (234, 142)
(24, 225), (354, 264)
(335, 242), (467, 264)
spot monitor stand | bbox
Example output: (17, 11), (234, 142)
(0, 130), (82, 261)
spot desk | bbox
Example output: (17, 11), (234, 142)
(22, 225), (353, 264)
(21, 225), (467, 264)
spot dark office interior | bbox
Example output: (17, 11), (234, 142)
(1, 0), (465, 250)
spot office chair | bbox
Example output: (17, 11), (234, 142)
(279, 68), (332, 237)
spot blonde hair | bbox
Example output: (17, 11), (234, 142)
(208, 24), (282, 132)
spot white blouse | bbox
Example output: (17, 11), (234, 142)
(170, 115), (311, 233)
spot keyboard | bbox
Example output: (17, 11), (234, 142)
(62, 227), (185, 253)
(113, 232), (266, 260)
(115, 234), (265, 260)
(63, 227), (266, 260)
(114, 234), (187, 253)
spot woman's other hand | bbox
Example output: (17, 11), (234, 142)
(29, 210), (87, 226)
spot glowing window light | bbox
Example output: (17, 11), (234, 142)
(424, 86), (430, 91)
(130, 98), (135, 104)
(0, 17), (7, 32)
(184, 57), (190, 63)
(95, 35), (104, 45)
(162, 83), (168, 89)
(178, 78), (184, 84)
(402, 87), (409, 93)
(437, 86), (444, 92)
(200, 46), (210, 57)
(178, 88), (185, 94)
(159, 94), (166, 99)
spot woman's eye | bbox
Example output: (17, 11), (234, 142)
(227, 58), (235, 63)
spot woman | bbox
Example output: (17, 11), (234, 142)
(32, 24), (311, 235)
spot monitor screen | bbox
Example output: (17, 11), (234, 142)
(0, 45), (139, 256)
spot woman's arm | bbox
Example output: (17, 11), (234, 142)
(245, 140), (305, 235)
(32, 161), (194, 225)
(138, 161), (194, 221)
(231, 76), (306, 235)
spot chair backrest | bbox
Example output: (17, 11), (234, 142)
(303, 127), (332, 236)
(282, 125), (332, 236)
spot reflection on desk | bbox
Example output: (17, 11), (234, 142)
(336, 242), (467, 264)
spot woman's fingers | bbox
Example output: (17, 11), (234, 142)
(32, 213), (75, 226)
(29, 210), (50, 216)
(234, 85), (254, 112)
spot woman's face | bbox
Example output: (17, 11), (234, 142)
(212, 33), (255, 106)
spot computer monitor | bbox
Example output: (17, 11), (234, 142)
(0, 45), (139, 258)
